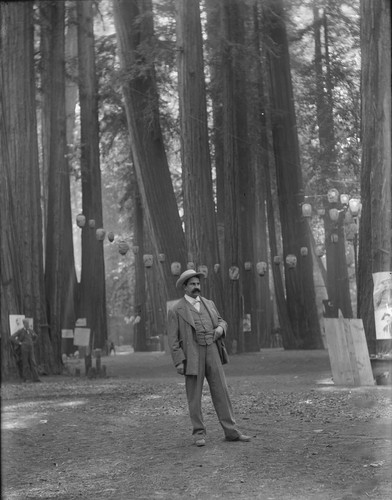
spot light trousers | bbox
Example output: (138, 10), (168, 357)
(185, 342), (240, 439)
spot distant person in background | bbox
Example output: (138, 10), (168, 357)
(11, 319), (41, 382)
(109, 341), (116, 355)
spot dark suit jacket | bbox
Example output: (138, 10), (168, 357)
(167, 296), (227, 375)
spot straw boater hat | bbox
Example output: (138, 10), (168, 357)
(176, 269), (205, 289)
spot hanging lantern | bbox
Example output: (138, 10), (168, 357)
(273, 256), (281, 265)
(256, 261), (267, 276)
(285, 254), (297, 268)
(348, 198), (360, 216)
(329, 208), (340, 221)
(76, 213), (86, 228)
(327, 188), (339, 204)
(244, 261), (252, 271)
(229, 266), (240, 281)
(187, 262), (195, 270)
(143, 254), (153, 268)
(317, 208), (325, 216)
(315, 244), (325, 257)
(88, 219), (96, 228)
(214, 263), (220, 274)
(95, 228), (106, 241)
(300, 246), (308, 256)
(118, 240), (129, 256)
(158, 253), (165, 262)
(331, 233), (339, 243)
(198, 265), (208, 278)
(107, 232), (115, 242)
(340, 193), (349, 206)
(132, 245), (139, 254)
(301, 203), (312, 218)
(171, 262), (181, 275)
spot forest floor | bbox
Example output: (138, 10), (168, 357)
(1, 348), (392, 500)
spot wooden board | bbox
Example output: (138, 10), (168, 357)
(324, 318), (375, 386)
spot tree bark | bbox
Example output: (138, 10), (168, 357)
(0, 2), (56, 377)
(358, 0), (391, 352)
(176, 0), (222, 306)
(77, 0), (108, 350)
(113, 0), (187, 308)
(264, 0), (323, 349)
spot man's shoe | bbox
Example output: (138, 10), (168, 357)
(194, 437), (206, 447)
(226, 434), (251, 442)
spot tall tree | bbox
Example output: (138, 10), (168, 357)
(77, 0), (108, 350)
(264, 0), (323, 348)
(112, 0), (187, 309)
(40, 1), (78, 362)
(0, 1), (57, 377)
(358, 0), (391, 352)
(176, 0), (222, 305)
(219, 0), (243, 352)
(313, 3), (352, 319)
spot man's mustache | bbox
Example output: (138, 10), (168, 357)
(193, 288), (200, 292)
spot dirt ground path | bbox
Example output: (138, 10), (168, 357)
(1, 349), (392, 500)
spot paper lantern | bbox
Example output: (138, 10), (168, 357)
(229, 266), (240, 280)
(340, 193), (349, 206)
(300, 247), (308, 256)
(198, 265), (208, 278)
(348, 198), (360, 216)
(331, 233), (339, 243)
(187, 262), (195, 270)
(171, 262), (181, 275)
(285, 254), (297, 268)
(118, 240), (129, 255)
(132, 246), (139, 254)
(301, 203), (312, 218)
(327, 188), (339, 204)
(244, 261), (252, 271)
(317, 208), (325, 216)
(143, 254), (153, 268)
(158, 253), (165, 262)
(214, 263), (220, 274)
(107, 232), (115, 242)
(76, 213), (86, 228)
(256, 261), (267, 276)
(329, 208), (339, 221)
(273, 256), (281, 265)
(96, 228), (106, 241)
(88, 219), (96, 228)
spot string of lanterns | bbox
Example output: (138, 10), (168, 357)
(75, 212), (306, 278)
(76, 192), (360, 280)
(300, 189), (361, 257)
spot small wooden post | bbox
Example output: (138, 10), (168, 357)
(95, 348), (102, 375)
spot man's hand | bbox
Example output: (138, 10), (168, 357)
(176, 362), (185, 375)
(213, 326), (224, 342)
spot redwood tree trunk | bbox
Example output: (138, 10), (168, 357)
(264, 0), (323, 349)
(77, 0), (108, 350)
(358, 0), (391, 352)
(41, 1), (77, 365)
(0, 2), (56, 378)
(113, 0), (187, 308)
(176, 0), (222, 305)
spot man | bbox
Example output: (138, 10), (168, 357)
(11, 318), (41, 382)
(167, 269), (251, 446)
